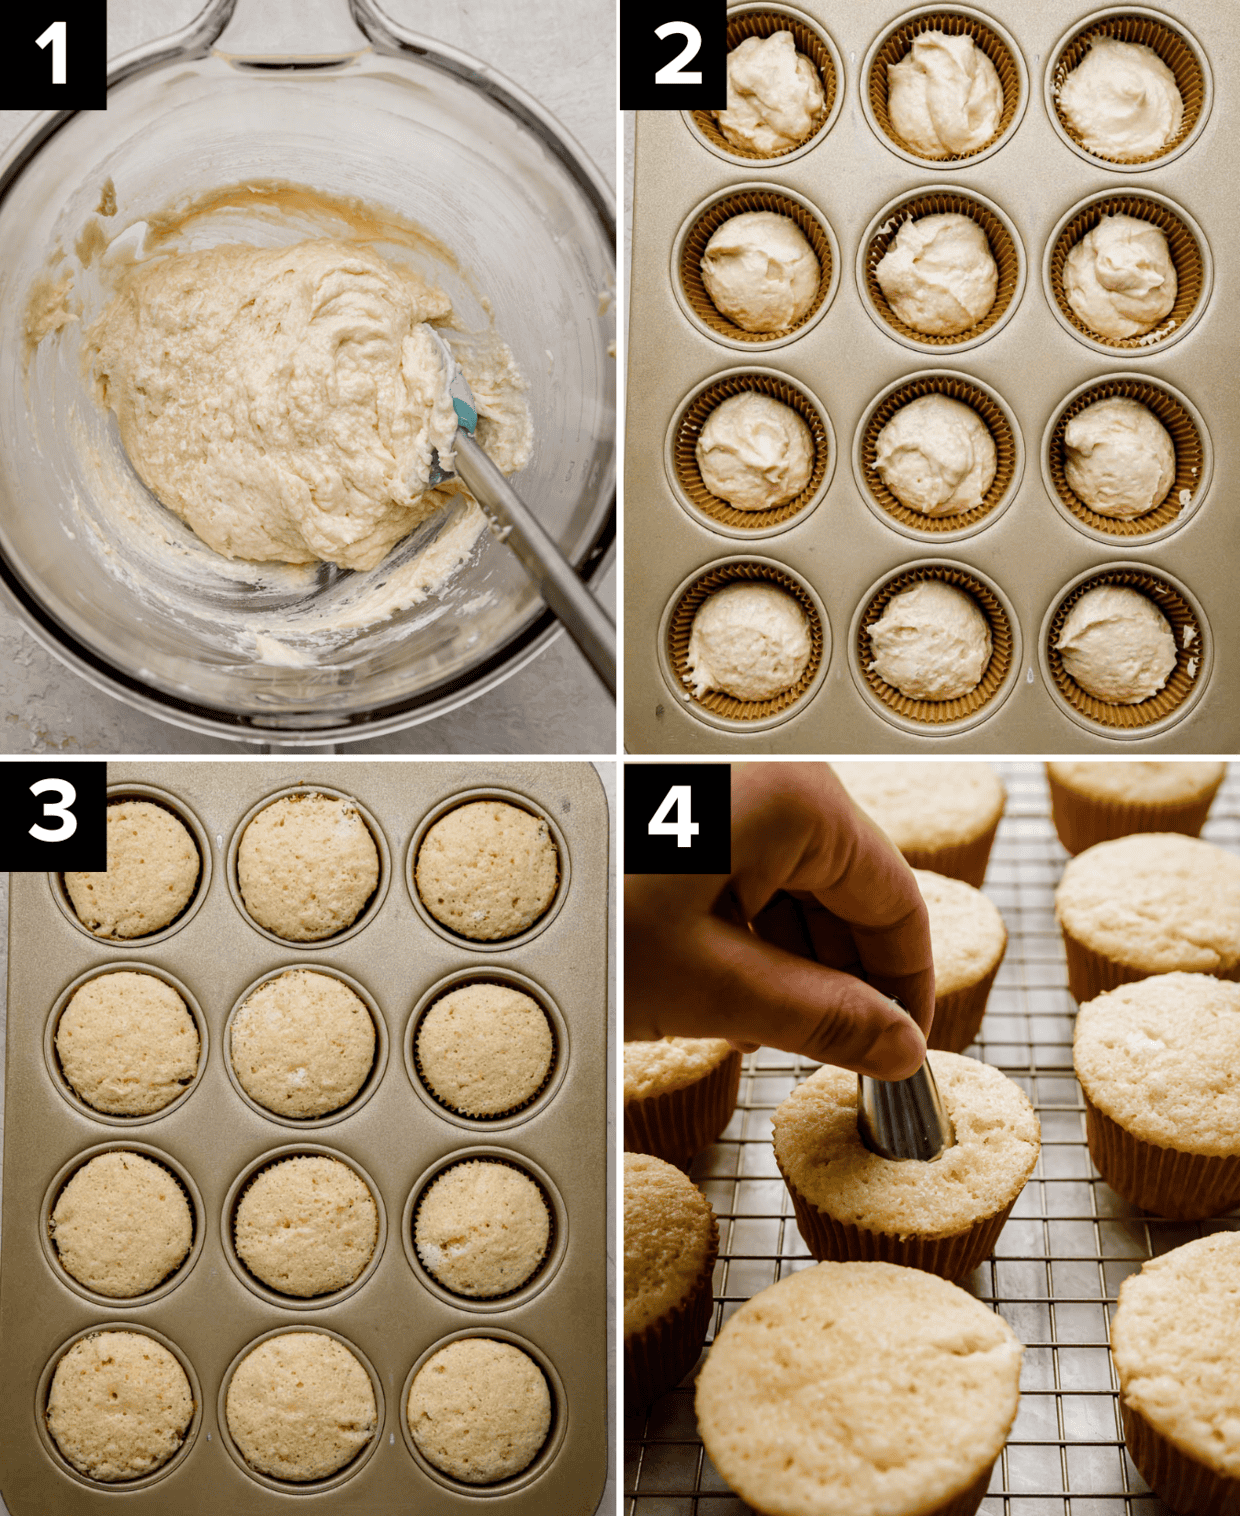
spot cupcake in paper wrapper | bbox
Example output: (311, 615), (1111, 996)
(623, 1039), (741, 1168)
(1046, 760), (1223, 856)
(916, 868), (1007, 1053)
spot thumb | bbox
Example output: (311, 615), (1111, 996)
(699, 918), (927, 1078)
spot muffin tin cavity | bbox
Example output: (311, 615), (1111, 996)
(672, 184), (839, 349)
(1044, 190), (1211, 355)
(1047, 7), (1212, 170)
(51, 785), (211, 946)
(35, 1324), (203, 1491)
(45, 963), (207, 1126)
(666, 368), (835, 537)
(222, 1146), (387, 1309)
(850, 561), (1021, 735)
(227, 786), (390, 949)
(400, 1330), (567, 1495)
(407, 969), (567, 1129)
(408, 790), (570, 951)
(1041, 564), (1209, 737)
(685, 4), (844, 165)
(404, 1150), (566, 1310)
(858, 186), (1025, 354)
(40, 1142), (204, 1307)
(861, 6), (1028, 167)
(216, 1327), (384, 1494)
(223, 965), (387, 1129)
(660, 557), (830, 731)
(854, 371), (1023, 542)
(1042, 374), (1211, 544)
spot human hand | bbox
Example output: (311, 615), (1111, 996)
(625, 762), (934, 1079)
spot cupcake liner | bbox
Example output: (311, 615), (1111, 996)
(624, 1049), (742, 1168)
(1044, 566), (1205, 733)
(1049, 11), (1210, 169)
(860, 188), (1023, 352)
(1046, 767), (1222, 856)
(670, 370), (833, 534)
(866, 8), (1024, 165)
(665, 560), (828, 726)
(1082, 1094), (1240, 1221)
(1043, 374), (1209, 541)
(624, 1244), (718, 1407)
(856, 372), (1020, 538)
(777, 1154), (1019, 1280)
(1121, 1399), (1240, 1516)
(688, 6), (840, 164)
(676, 185), (836, 346)
(1046, 192), (1207, 354)
(901, 815), (1002, 890)
(855, 563), (1015, 729)
(927, 958), (1004, 1053)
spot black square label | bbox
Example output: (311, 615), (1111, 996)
(620, 0), (726, 112)
(11, 3), (108, 111)
(3, 761), (107, 871)
(625, 763), (730, 874)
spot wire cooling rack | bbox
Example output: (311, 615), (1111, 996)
(625, 761), (1240, 1516)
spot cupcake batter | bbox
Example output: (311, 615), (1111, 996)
(873, 393), (996, 515)
(686, 581), (812, 701)
(1063, 396), (1175, 518)
(700, 211), (819, 333)
(1056, 585), (1177, 703)
(1058, 36), (1183, 160)
(713, 30), (826, 155)
(868, 580), (991, 701)
(887, 30), (1003, 158)
(695, 391), (814, 510)
(874, 212), (998, 336)
(1063, 214), (1177, 340)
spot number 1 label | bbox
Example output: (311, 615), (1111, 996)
(37, 20), (66, 84)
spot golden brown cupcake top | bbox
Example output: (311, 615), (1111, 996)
(915, 868), (1007, 998)
(624, 1153), (717, 1338)
(832, 761), (1005, 852)
(623, 1038), (734, 1103)
(1048, 760), (1224, 805)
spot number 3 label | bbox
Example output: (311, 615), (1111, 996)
(653, 22), (702, 84)
(648, 784), (700, 848)
(29, 777), (78, 842)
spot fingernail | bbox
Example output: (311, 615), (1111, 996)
(859, 1017), (926, 1080)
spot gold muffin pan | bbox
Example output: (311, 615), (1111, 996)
(626, 0), (1234, 751)
(0, 762), (608, 1515)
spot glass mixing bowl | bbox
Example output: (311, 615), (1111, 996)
(0, 0), (615, 741)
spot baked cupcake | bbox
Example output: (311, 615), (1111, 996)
(833, 761), (1006, 887)
(415, 801), (558, 940)
(623, 1037), (741, 1168)
(1074, 973), (1240, 1219)
(226, 1332), (375, 1481)
(238, 793), (379, 941)
(772, 1051), (1039, 1279)
(56, 971), (200, 1116)
(696, 1261), (1022, 1516)
(1054, 833), (1240, 1002)
(50, 1151), (193, 1298)
(65, 800), (199, 939)
(915, 869), (1007, 1052)
(1046, 761), (1225, 856)
(624, 1152), (718, 1405)
(233, 1156), (378, 1297)
(414, 1160), (550, 1297)
(407, 1338), (550, 1484)
(46, 1331), (194, 1482)
(414, 982), (554, 1117)
(1111, 1234), (1240, 1514)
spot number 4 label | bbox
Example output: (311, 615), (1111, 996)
(648, 784), (699, 848)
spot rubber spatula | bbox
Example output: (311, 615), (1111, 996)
(425, 328), (616, 696)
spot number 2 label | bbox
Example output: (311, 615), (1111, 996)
(654, 21), (702, 85)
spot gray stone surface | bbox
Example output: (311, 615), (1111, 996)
(0, 0), (617, 756)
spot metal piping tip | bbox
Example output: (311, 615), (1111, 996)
(857, 1045), (954, 1162)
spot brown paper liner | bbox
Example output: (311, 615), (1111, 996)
(667, 562), (826, 723)
(857, 565), (1014, 727)
(1051, 15), (1208, 167)
(1047, 194), (1205, 352)
(1082, 1095), (1240, 1221)
(1045, 567), (1204, 731)
(862, 190), (1021, 349)
(624, 1236), (718, 1406)
(869, 11), (1022, 162)
(859, 374), (1017, 535)
(927, 956), (1005, 1054)
(679, 188), (834, 344)
(624, 1049), (742, 1168)
(1122, 1400), (1240, 1516)
(673, 373), (830, 532)
(777, 1154), (1019, 1280)
(1045, 377), (1206, 539)
(900, 814), (1002, 890)
(690, 9), (838, 162)
(1046, 766), (1222, 856)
